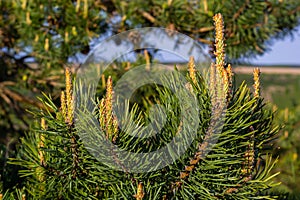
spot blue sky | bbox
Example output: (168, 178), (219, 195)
(252, 27), (300, 66)
(74, 25), (300, 66)
(151, 27), (300, 66)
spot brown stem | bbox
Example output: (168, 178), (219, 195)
(138, 9), (156, 23)
(1, 84), (45, 109)
(198, 38), (213, 45)
(233, 0), (250, 20)
(193, 26), (214, 33)
(71, 134), (79, 179)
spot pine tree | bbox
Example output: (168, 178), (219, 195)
(0, 0), (299, 140)
(4, 13), (281, 199)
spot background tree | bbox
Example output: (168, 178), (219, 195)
(1, 0), (299, 132)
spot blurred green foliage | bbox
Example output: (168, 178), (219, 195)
(271, 105), (300, 199)
(235, 72), (300, 199)
(0, 0), (299, 136)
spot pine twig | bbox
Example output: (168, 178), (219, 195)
(173, 13), (229, 193)
(133, 182), (145, 200)
(253, 68), (261, 98)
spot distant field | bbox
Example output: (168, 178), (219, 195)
(28, 63), (300, 109)
(234, 67), (300, 109)
(170, 64), (300, 109)
(234, 66), (300, 75)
